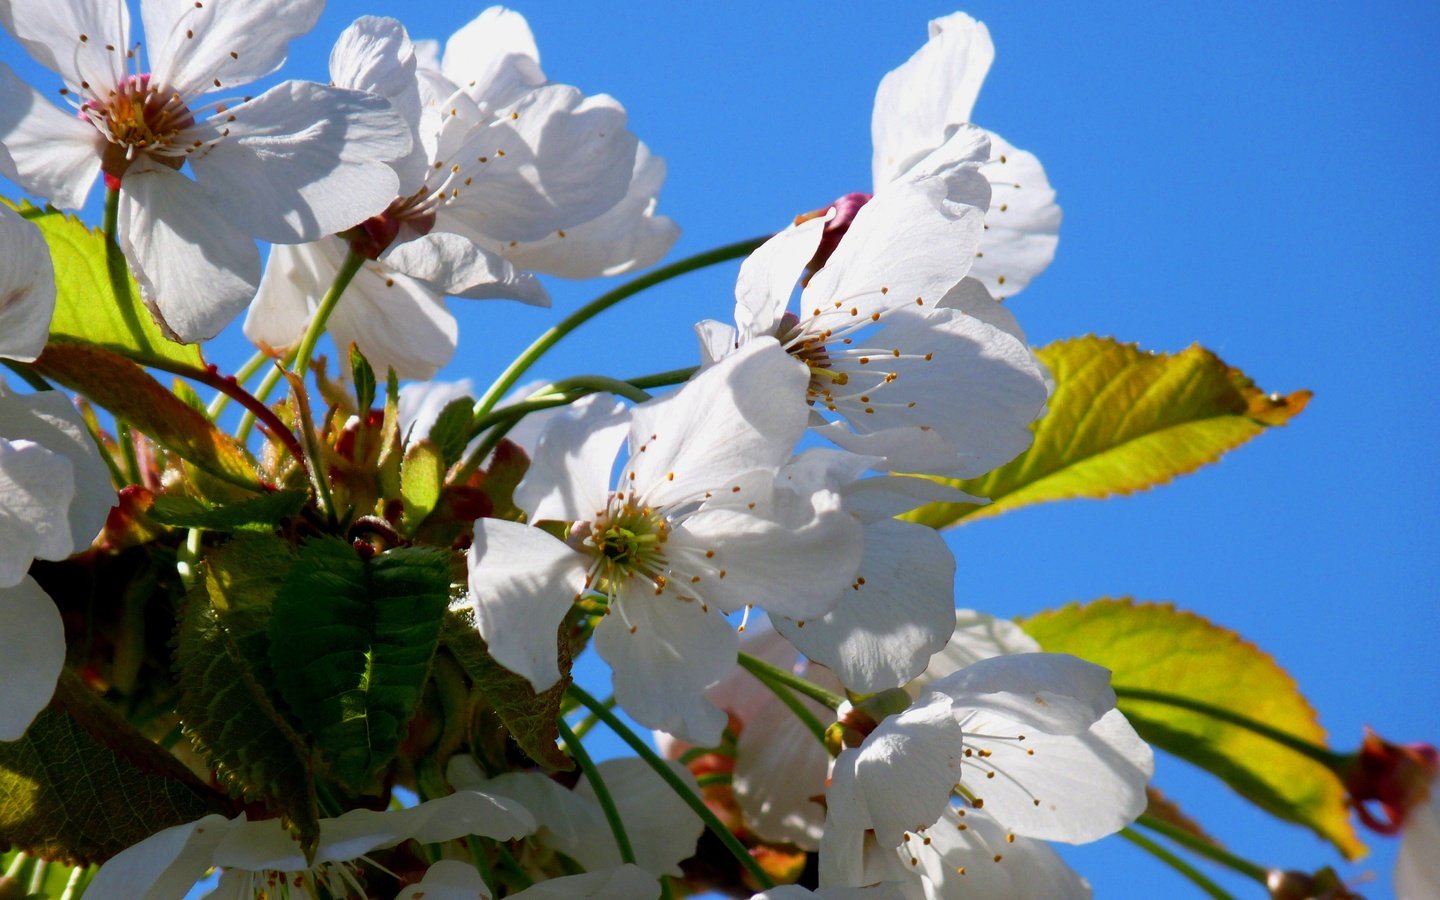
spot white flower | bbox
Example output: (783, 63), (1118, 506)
(821, 653), (1153, 879)
(246, 11), (676, 379)
(699, 171), (1050, 477)
(872, 12), (1061, 302)
(0, 203), (54, 362)
(449, 754), (703, 879)
(398, 859), (661, 900)
(0, 380), (115, 587)
(84, 790), (536, 900)
(0, 576), (65, 740)
(1397, 776), (1440, 899)
(0, 0), (412, 341)
(768, 449), (973, 693)
(751, 885), (908, 900)
(462, 340), (863, 743)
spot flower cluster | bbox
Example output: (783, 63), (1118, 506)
(0, 4), (1408, 900)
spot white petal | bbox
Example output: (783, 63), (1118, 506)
(734, 215), (828, 342)
(325, 257), (458, 381)
(514, 392), (629, 523)
(909, 806), (1091, 899)
(501, 143), (679, 279)
(0, 204), (55, 362)
(329, 15), (429, 191)
(117, 165), (259, 342)
(595, 589), (737, 744)
(802, 175), (986, 329)
(189, 81), (409, 243)
(243, 241), (330, 355)
(397, 860), (491, 900)
(931, 653), (1117, 736)
(839, 475), (981, 523)
(463, 519), (588, 690)
(0, 438), (74, 585)
(0, 384), (114, 555)
(871, 12), (994, 186)
(383, 231), (548, 304)
(572, 758), (704, 876)
(971, 132), (1061, 301)
(827, 693), (965, 847)
(143, 0), (322, 97)
(0, 0), (129, 91)
(440, 6), (545, 113)
(508, 866), (660, 900)
(85, 814), (235, 900)
(959, 708), (1152, 843)
(774, 518), (954, 692)
(669, 476), (861, 620)
(0, 62), (103, 210)
(755, 887), (909, 900)
(913, 609), (1042, 689)
(733, 687), (831, 850)
(625, 339), (808, 509)
(439, 85), (638, 243)
(694, 319), (738, 367)
(0, 576), (64, 739)
(935, 276), (1027, 341)
(447, 763), (594, 853)
(1397, 785), (1440, 900)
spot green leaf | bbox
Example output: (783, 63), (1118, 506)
(268, 538), (451, 792)
(906, 336), (1310, 527)
(0, 672), (222, 865)
(11, 201), (202, 369)
(442, 614), (573, 772)
(34, 342), (259, 491)
(176, 534), (319, 858)
(400, 440), (444, 533)
(148, 490), (307, 531)
(427, 398), (476, 468)
(1020, 599), (1365, 859)
(350, 344), (376, 414)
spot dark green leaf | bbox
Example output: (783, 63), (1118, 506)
(148, 490), (307, 531)
(269, 539), (451, 791)
(350, 345), (376, 414)
(427, 398), (476, 468)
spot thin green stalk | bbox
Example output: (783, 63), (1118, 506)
(234, 352), (296, 443)
(469, 237), (768, 426)
(742, 661), (828, 745)
(116, 421), (142, 484)
(1119, 828), (1235, 900)
(26, 860), (47, 896)
(569, 693), (617, 741)
(5, 851), (26, 879)
(557, 719), (636, 865)
(466, 836), (497, 897)
(207, 349), (269, 419)
(103, 186), (119, 241)
(627, 366), (698, 391)
(58, 864), (86, 900)
(2, 360), (52, 391)
(542, 375), (652, 405)
(294, 250), (366, 378)
(1114, 687), (1349, 772)
(493, 844), (534, 889)
(1135, 814), (1269, 884)
(567, 684), (776, 890)
(737, 651), (845, 712)
(315, 783), (345, 818)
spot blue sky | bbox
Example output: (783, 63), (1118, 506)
(4, 1), (1438, 897)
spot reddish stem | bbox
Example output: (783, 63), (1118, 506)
(148, 358), (308, 468)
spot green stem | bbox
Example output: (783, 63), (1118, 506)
(1119, 828), (1235, 900)
(465, 836), (497, 897)
(103, 186), (119, 241)
(557, 719), (637, 865)
(737, 651), (845, 712)
(1135, 814), (1269, 884)
(469, 237), (767, 426)
(627, 366), (697, 392)
(741, 659), (828, 746)
(1114, 687), (1350, 772)
(235, 353), (296, 443)
(116, 421), (142, 484)
(542, 375), (652, 405)
(569, 693), (617, 741)
(567, 684), (775, 890)
(294, 250), (366, 378)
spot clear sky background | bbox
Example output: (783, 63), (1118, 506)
(4, 2), (1438, 897)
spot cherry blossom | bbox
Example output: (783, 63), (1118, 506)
(0, 0), (412, 341)
(0, 203), (54, 362)
(399, 859), (661, 900)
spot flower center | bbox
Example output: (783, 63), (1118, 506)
(82, 74), (197, 179)
(582, 496), (670, 594)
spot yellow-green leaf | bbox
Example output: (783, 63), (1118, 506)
(906, 336), (1310, 527)
(400, 440), (444, 533)
(1020, 598), (1365, 859)
(10, 201), (202, 369)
